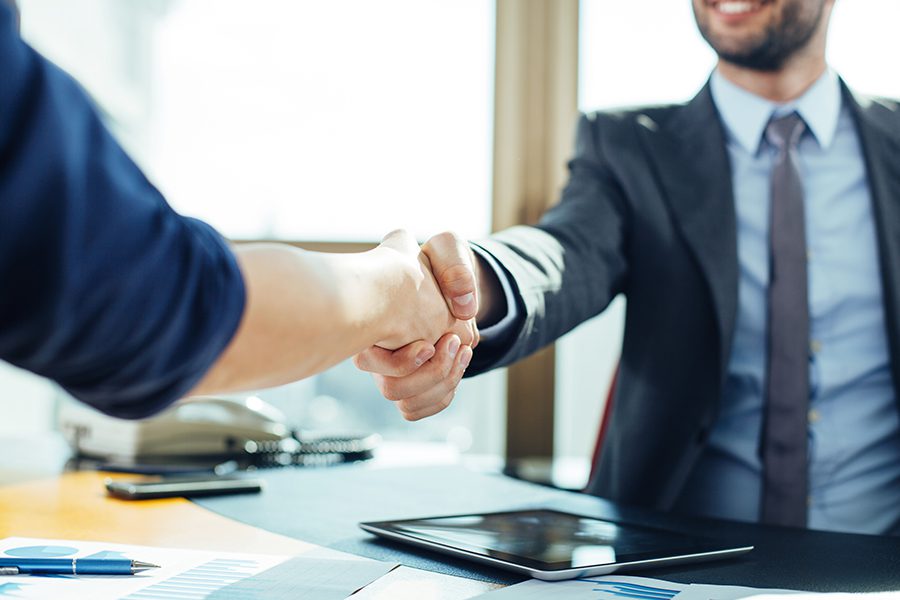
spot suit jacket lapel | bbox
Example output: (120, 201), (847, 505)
(636, 84), (739, 381)
(845, 85), (900, 403)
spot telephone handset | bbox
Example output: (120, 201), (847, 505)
(59, 395), (378, 467)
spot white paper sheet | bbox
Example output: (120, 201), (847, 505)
(675, 582), (802, 600)
(470, 575), (801, 600)
(470, 575), (693, 599)
(0, 537), (395, 600)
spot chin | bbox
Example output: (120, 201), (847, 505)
(694, 0), (826, 72)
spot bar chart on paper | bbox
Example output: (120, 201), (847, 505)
(121, 557), (268, 600)
(0, 537), (286, 599)
(583, 579), (684, 599)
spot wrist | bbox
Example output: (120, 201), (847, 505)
(474, 252), (505, 327)
(365, 246), (418, 347)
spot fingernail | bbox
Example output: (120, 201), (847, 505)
(415, 347), (435, 367)
(452, 293), (475, 310)
(460, 346), (472, 369)
(448, 337), (461, 358)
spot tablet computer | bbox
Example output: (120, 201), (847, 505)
(360, 508), (752, 581)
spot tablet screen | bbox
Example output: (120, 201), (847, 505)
(366, 509), (735, 571)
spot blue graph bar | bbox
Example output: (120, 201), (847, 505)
(121, 558), (262, 600)
(578, 579), (681, 600)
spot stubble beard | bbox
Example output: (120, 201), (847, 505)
(695, 1), (825, 72)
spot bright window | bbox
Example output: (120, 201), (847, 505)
(21, 0), (495, 241)
(579, 0), (714, 111)
(828, 0), (900, 98)
(17, 0), (504, 456)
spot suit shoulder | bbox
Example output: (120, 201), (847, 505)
(863, 95), (900, 114)
(852, 92), (900, 135)
(582, 101), (688, 136)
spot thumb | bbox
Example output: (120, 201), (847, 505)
(422, 232), (478, 320)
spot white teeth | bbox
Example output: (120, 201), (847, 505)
(717, 1), (758, 14)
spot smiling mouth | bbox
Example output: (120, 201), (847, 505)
(707, 0), (772, 16)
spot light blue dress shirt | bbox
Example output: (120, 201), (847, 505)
(673, 70), (900, 534)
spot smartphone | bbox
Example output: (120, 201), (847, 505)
(105, 475), (263, 500)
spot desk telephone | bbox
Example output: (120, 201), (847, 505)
(59, 395), (378, 469)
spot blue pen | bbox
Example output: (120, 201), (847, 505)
(0, 558), (159, 576)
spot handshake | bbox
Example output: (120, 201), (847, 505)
(358, 229), (491, 421)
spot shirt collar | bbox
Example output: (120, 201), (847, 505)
(709, 68), (841, 154)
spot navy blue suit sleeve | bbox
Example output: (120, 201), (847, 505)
(0, 8), (246, 419)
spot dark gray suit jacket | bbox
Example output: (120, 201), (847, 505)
(470, 82), (900, 512)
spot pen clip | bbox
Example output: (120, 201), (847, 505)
(0, 567), (20, 576)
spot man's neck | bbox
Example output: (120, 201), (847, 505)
(717, 56), (828, 104)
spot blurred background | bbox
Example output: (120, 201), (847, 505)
(5, 0), (900, 484)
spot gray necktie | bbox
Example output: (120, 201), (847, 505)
(761, 112), (809, 528)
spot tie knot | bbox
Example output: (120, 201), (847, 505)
(765, 112), (806, 151)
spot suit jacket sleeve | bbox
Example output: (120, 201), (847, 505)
(0, 8), (246, 418)
(468, 113), (629, 374)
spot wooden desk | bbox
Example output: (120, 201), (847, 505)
(11, 435), (900, 597)
(0, 471), (311, 554)
(0, 438), (497, 600)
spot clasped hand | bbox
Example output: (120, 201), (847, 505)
(358, 231), (480, 421)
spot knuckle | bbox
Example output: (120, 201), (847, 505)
(402, 408), (422, 422)
(438, 264), (474, 292)
(438, 353), (456, 379)
(380, 381), (404, 402)
(441, 373), (461, 396)
(401, 347), (430, 375)
(393, 364), (416, 378)
(384, 227), (408, 239)
(352, 353), (369, 371)
(432, 230), (460, 246)
(456, 324), (475, 347)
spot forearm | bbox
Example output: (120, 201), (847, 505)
(191, 243), (401, 394)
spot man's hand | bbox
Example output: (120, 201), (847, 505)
(373, 230), (478, 351)
(422, 232), (481, 321)
(356, 231), (495, 421)
(355, 331), (473, 420)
